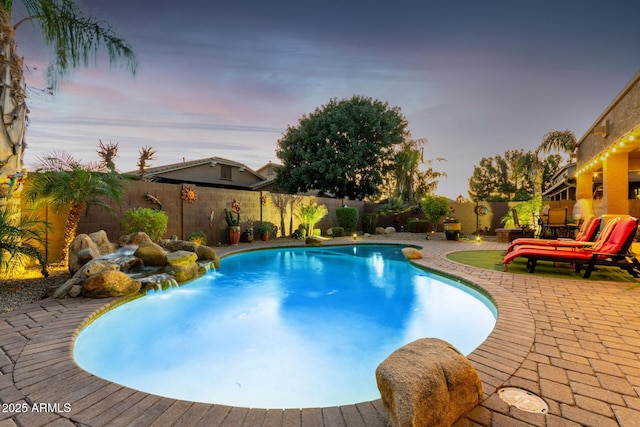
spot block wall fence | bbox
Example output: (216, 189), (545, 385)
(22, 180), (587, 263)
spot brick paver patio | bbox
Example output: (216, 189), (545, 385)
(1, 237), (639, 426)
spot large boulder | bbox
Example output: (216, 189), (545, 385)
(162, 239), (197, 253)
(83, 270), (141, 298)
(401, 247), (423, 260)
(166, 250), (200, 282)
(50, 277), (83, 299)
(196, 245), (220, 268)
(54, 259), (122, 298)
(68, 234), (101, 275)
(89, 230), (115, 256)
(376, 338), (483, 427)
(76, 259), (121, 279)
(305, 235), (324, 246)
(134, 241), (168, 267)
(128, 232), (152, 245)
(168, 263), (200, 283)
(166, 250), (198, 266)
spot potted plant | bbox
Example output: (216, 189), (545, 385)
(188, 231), (207, 246)
(256, 222), (274, 241)
(443, 206), (461, 241)
(224, 198), (241, 246)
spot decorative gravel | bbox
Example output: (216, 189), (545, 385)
(0, 266), (70, 313)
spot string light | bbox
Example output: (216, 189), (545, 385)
(576, 132), (639, 176)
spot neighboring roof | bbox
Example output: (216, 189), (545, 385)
(124, 156), (265, 181)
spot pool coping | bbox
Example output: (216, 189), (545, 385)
(2, 237), (639, 426)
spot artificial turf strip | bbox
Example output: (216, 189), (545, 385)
(446, 250), (638, 283)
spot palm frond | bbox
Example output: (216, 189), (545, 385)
(18, 0), (138, 89)
(0, 205), (49, 277)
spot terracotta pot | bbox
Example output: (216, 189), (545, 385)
(228, 225), (241, 246)
(261, 233), (269, 242)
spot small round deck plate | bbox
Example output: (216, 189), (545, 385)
(498, 387), (549, 413)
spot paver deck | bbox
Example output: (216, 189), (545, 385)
(1, 237), (640, 426)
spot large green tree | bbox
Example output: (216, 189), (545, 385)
(275, 95), (408, 200)
(468, 149), (562, 201)
(0, 0), (137, 212)
(24, 152), (126, 269)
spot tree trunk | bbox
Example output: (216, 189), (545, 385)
(0, 10), (27, 271)
(534, 165), (544, 206)
(61, 203), (85, 270)
(0, 9), (27, 211)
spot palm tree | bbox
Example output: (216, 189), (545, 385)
(0, 0), (137, 212)
(295, 200), (328, 236)
(533, 130), (577, 203)
(24, 152), (126, 269)
(386, 137), (446, 203)
(0, 204), (49, 277)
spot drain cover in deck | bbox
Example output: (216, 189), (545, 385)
(498, 387), (548, 413)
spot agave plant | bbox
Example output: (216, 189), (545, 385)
(0, 206), (49, 277)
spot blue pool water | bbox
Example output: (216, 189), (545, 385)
(74, 245), (496, 409)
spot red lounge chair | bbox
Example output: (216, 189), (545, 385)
(506, 216), (601, 252)
(503, 217), (640, 278)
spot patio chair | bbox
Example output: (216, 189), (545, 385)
(502, 217), (640, 278)
(506, 216), (601, 253)
(540, 207), (568, 238)
(511, 208), (533, 237)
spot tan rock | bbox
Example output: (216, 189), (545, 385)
(83, 270), (141, 298)
(166, 250), (198, 267)
(376, 338), (482, 427)
(68, 234), (101, 275)
(89, 230), (115, 255)
(196, 245), (220, 268)
(163, 239), (197, 253)
(134, 241), (168, 267)
(167, 263), (200, 283)
(401, 247), (423, 260)
(374, 227), (386, 235)
(128, 232), (152, 245)
(76, 259), (120, 279)
(68, 285), (83, 298)
(51, 277), (83, 299)
(384, 227), (397, 234)
(305, 235), (324, 246)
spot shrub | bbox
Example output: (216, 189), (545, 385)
(362, 213), (378, 234)
(292, 228), (307, 239)
(336, 207), (359, 233)
(331, 227), (345, 237)
(120, 207), (168, 241)
(406, 218), (430, 233)
(421, 196), (450, 223)
(188, 231), (207, 245)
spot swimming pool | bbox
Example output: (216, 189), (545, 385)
(74, 245), (496, 409)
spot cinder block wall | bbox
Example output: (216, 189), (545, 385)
(24, 181), (367, 263)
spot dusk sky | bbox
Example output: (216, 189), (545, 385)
(15, 0), (640, 199)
